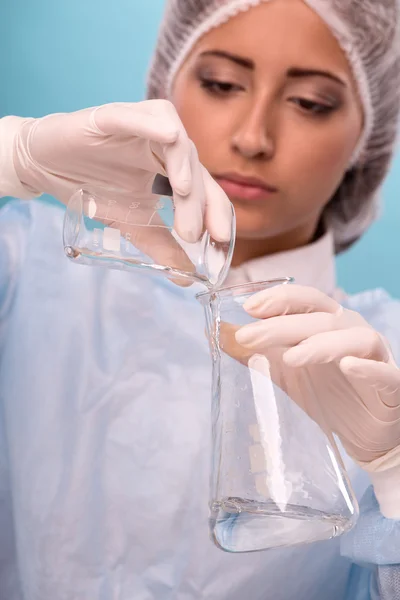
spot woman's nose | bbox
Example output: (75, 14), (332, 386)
(231, 106), (275, 160)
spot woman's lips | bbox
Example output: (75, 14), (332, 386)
(214, 175), (278, 201)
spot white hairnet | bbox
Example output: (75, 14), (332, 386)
(147, 0), (400, 252)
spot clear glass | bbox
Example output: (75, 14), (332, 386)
(63, 187), (235, 289)
(197, 280), (359, 553)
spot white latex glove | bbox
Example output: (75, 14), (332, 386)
(233, 284), (400, 519)
(8, 101), (232, 244)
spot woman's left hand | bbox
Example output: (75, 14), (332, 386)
(234, 284), (400, 518)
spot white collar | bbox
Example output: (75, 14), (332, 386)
(225, 230), (336, 297)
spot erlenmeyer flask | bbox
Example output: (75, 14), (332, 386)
(197, 279), (359, 553)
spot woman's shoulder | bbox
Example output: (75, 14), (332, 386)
(341, 286), (400, 318)
(342, 286), (398, 310)
(341, 287), (400, 360)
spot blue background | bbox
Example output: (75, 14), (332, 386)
(1, 0), (399, 296)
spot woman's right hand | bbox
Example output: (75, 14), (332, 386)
(10, 100), (232, 263)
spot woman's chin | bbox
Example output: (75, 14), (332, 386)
(234, 221), (274, 241)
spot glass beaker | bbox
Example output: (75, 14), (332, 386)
(63, 178), (235, 288)
(197, 279), (359, 553)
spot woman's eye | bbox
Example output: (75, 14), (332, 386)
(291, 98), (336, 115)
(200, 78), (243, 95)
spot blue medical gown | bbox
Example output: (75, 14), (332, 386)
(0, 199), (399, 600)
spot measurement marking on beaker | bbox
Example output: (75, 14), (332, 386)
(98, 217), (170, 229)
(103, 227), (121, 252)
(105, 199), (117, 221)
(92, 228), (101, 247)
(125, 232), (132, 251)
(147, 211), (157, 226)
(126, 202), (141, 223)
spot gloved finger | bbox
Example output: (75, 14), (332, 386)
(219, 322), (256, 365)
(91, 102), (180, 146)
(154, 100), (195, 198)
(92, 101), (210, 242)
(340, 356), (400, 407)
(243, 284), (341, 318)
(93, 101), (194, 198)
(202, 167), (235, 243)
(235, 311), (343, 351)
(283, 327), (390, 367)
(169, 140), (205, 243)
(161, 132), (193, 199)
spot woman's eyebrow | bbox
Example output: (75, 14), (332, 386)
(199, 50), (254, 70)
(287, 67), (347, 87)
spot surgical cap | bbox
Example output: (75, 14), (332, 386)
(147, 0), (400, 252)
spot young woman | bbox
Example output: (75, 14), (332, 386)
(0, 0), (399, 598)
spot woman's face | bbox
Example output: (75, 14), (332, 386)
(172, 0), (363, 259)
